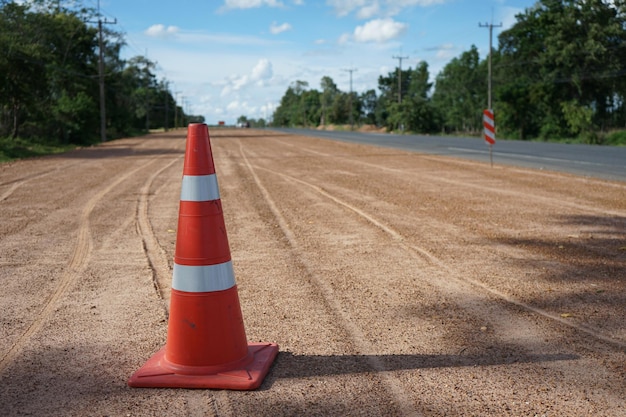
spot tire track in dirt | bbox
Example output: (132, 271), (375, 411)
(238, 142), (424, 417)
(266, 136), (626, 347)
(254, 162), (626, 352)
(0, 161), (86, 202)
(419, 154), (626, 191)
(272, 137), (626, 218)
(136, 155), (183, 305)
(0, 181), (24, 202)
(0, 157), (163, 375)
(0, 136), (164, 202)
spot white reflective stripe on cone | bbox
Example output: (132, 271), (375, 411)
(172, 261), (236, 292)
(180, 174), (220, 202)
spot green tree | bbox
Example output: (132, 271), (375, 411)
(0, 1), (102, 142)
(496, 0), (626, 140)
(45, 8), (99, 143)
(0, 1), (184, 146)
(301, 88), (321, 127)
(126, 56), (158, 130)
(360, 89), (377, 125)
(329, 91), (350, 125)
(273, 80), (311, 127)
(403, 61), (438, 133)
(284, 80), (321, 126)
(274, 81), (299, 126)
(320, 76), (338, 126)
(379, 62), (437, 133)
(376, 67), (412, 129)
(432, 45), (486, 134)
(272, 85), (298, 126)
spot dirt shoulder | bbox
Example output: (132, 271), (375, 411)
(1, 128), (624, 416)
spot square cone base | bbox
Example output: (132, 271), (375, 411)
(128, 342), (279, 390)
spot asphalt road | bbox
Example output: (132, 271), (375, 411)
(271, 128), (626, 182)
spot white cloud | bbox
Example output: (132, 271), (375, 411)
(227, 100), (245, 112)
(356, 2), (380, 19)
(421, 42), (456, 60)
(222, 99), (276, 121)
(142, 29), (288, 47)
(385, 0), (447, 17)
(251, 58), (273, 84)
(326, 0), (369, 17)
(222, 0), (283, 9)
(226, 99), (272, 119)
(145, 24), (180, 38)
(270, 22), (292, 34)
(221, 58), (274, 97)
(338, 33), (352, 45)
(379, 65), (392, 75)
(328, 0), (446, 18)
(387, 0), (446, 8)
(260, 102), (276, 115)
(353, 18), (407, 43)
(498, 6), (523, 30)
(435, 43), (456, 60)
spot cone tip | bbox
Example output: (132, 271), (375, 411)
(188, 123), (208, 137)
(183, 123), (214, 175)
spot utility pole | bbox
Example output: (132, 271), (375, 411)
(164, 81), (169, 132)
(90, 0), (116, 142)
(479, 21), (502, 110)
(392, 55), (408, 103)
(181, 97), (187, 126)
(144, 50), (150, 132)
(175, 91), (181, 129)
(480, 20), (501, 168)
(343, 68), (357, 131)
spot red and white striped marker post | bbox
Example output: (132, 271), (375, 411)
(128, 123), (278, 390)
(483, 109), (496, 166)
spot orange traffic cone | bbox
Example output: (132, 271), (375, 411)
(128, 123), (278, 390)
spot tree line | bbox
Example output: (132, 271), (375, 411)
(271, 0), (626, 144)
(0, 0), (201, 145)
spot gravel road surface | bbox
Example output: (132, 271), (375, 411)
(1, 128), (625, 416)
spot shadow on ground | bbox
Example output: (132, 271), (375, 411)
(268, 350), (578, 381)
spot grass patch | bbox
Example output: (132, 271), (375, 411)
(603, 130), (626, 146)
(0, 136), (78, 163)
(522, 130), (626, 146)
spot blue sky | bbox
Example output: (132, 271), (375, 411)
(94, 0), (537, 125)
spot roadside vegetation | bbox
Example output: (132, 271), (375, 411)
(0, 0), (203, 162)
(267, 0), (626, 146)
(0, 136), (77, 162)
